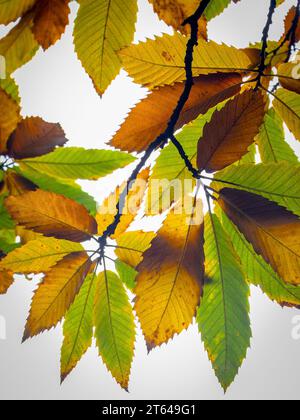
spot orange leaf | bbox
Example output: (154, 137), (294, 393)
(0, 269), (14, 294)
(135, 200), (204, 349)
(218, 188), (300, 285)
(5, 190), (97, 242)
(8, 117), (68, 159)
(110, 73), (242, 153)
(0, 89), (21, 153)
(197, 90), (267, 173)
(23, 252), (92, 340)
(32, 0), (71, 50)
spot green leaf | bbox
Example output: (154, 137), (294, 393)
(115, 259), (137, 291)
(61, 272), (97, 382)
(197, 214), (251, 391)
(256, 108), (298, 163)
(204, 0), (232, 21)
(94, 270), (135, 390)
(74, 0), (137, 95)
(17, 166), (97, 215)
(220, 211), (300, 308)
(0, 77), (20, 103)
(0, 195), (15, 229)
(213, 163), (300, 217)
(19, 147), (136, 180)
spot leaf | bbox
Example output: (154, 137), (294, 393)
(0, 0), (36, 24)
(0, 269), (14, 294)
(197, 214), (251, 391)
(0, 77), (20, 104)
(220, 211), (300, 308)
(74, 0), (137, 95)
(32, 0), (70, 50)
(119, 32), (255, 89)
(110, 73), (242, 153)
(0, 195), (14, 229)
(23, 252), (92, 340)
(283, 6), (300, 43)
(96, 168), (150, 238)
(115, 259), (137, 291)
(7, 117), (68, 159)
(278, 59), (300, 95)
(0, 237), (83, 274)
(19, 147), (135, 180)
(4, 170), (36, 196)
(256, 108), (298, 163)
(197, 90), (267, 173)
(0, 88), (21, 153)
(147, 104), (223, 214)
(148, 0), (207, 38)
(17, 166), (97, 215)
(94, 270), (135, 390)
(204, 0), (232, 21)
(0, 13), (39, 75)
(212, 163), (300, 217)
(61, 272), (96, 381)
(273, 88), (300, 141)
(5, 190), (97, 242)
(115, 230), (157, 268)
(135, 200), (204, 348)
(218, 188), (300, 285)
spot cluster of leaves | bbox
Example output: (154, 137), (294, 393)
(0, 0), (300, 392)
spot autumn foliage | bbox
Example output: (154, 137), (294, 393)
(0, 0), (300, 393)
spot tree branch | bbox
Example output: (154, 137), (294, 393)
(255, 0), (277, 90)
(99, 0), (212, 244)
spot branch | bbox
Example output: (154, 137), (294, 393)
(100, 0), (212, 244)
(255, 0), (277, 90)
(170, 135), (200, 179)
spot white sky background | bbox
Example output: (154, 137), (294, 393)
(0, 0), (300, 400)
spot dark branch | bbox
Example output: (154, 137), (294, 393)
(255, 0), (277, 90)
(170, 135), (200, 179)
(100, 0), (212, 243)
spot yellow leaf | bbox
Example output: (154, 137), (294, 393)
(0, 269), (13, 294)
(135, 200), (204, 348)
(23, 252), (92, 340)
(0, 0), (36, 24)
(74, 0), (137, 95)
(115, 231), (157, 268)
(119, 32), (255, 89)
(0, 13), (39, 75)
(273, 88), (300, 141)
(0, 237), (83, 274)
(96, 168), (150, 238)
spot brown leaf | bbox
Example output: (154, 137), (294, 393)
(278, 60), (300, 95)
(5, 190), (97, 242)
(135, 200), (204, 349)
(8, 117), (68, 159)
(32, 0), (71, 50)
(197, 90), (267, 173)
(110, 73), (242, 153)
(218, 188), (300, 285)
(149, 0), (207, 38)
(23, 252), (92, 340)
(0, 89), (21, 153)
(283, 6), (300, 43)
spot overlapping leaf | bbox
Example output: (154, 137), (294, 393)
(0, 0), (36, 25)
(273, 88), (300, 141)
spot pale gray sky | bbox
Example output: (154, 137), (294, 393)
(0, 0), (300, 401)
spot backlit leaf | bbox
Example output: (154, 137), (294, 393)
(115, 230), (157, 268)
(23, 252), (92, 340)
(135, 200), (204, 348)
(273, 88), (300, 141)
(218, 188), (300, 285)
(0, 0), (36, 24)
(94, 270), (135, 390)
(197, 214), (251, 391)
(6, 190), (97, 242)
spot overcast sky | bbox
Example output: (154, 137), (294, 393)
(0, 0), (300, 401)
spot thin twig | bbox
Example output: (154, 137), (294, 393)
(100, 0), (212, 243)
